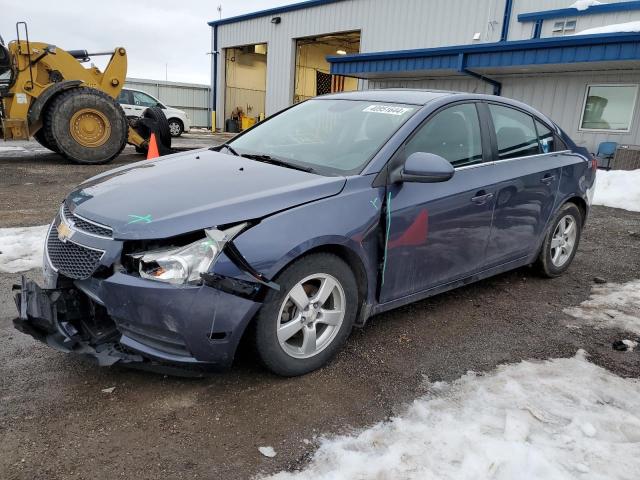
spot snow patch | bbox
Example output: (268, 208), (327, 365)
(264, 351), (640, 480)
(259, 446), (277, 458)
(623, 339), (638, 352)
(0, 225), (48, 273)
(569, 0), (603, 11)
(565, 279), (640, 334)
(0, 146), (27, 152)
(577, 20), (640, 35)
(593, 169), (640, 212)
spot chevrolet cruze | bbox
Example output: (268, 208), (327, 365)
(14, 90), (596, 376)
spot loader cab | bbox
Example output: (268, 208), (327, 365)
(0, 42), (14, 90)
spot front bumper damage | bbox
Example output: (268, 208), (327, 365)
(13, 277), (142, 367)
(13, 272), (262, 374)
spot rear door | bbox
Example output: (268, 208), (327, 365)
(116, 89), (135, 117)
(380, 102), (496, 303)
(482, 103), (562, 268)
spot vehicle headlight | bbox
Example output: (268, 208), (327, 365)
(137, 223), (247, 285)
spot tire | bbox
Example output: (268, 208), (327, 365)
(168, 118), (183, 137)
(143, 107), (171, 148)
(254, 253), (358, 377)
(44, 87), (127, 164)
(535, 203), (583, 278)
(33, 128), (59, 153)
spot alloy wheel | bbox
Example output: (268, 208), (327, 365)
(550, 215), (577, 267)
(277, 273), (346, 359)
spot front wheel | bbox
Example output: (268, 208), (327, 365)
(535, 203), (583, 278)
(254, 253), (357, 376)
(168, 118), (183, 137)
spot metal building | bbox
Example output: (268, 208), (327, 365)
(209, 0), (640, 151)
(125, 77), (211, 127)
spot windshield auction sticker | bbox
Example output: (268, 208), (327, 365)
(363, 105), (414, 115)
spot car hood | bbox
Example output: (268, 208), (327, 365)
(67, 149), (346, 240)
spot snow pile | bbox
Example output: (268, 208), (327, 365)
(577, 20), (640, 35)
(265, 351), (640, 480)
(593, 169), (640, 212)
(570, 0), (603, 11)
(0, 225), (48, 273)
(565, 279), (640, 334)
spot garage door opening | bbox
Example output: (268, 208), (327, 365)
(224, 43), (267, 132)
(294, 31), (360, 104)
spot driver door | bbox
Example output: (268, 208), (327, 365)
(380, 102), (496, 303)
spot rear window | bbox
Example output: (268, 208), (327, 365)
(489, 104), (540, 160)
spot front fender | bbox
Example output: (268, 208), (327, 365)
(213, 175), (384, 306)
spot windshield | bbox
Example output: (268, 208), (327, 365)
(228, 99), (418, 175)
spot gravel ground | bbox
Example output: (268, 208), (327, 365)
(1, 140), (639, 479)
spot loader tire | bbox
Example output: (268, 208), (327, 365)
(132, 107), (171, 155)
(33, 128), (59, 153)
(44, 87), (127, 165)
(143, 106), (171, 149)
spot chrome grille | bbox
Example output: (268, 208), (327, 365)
(47, 226), (105, 280)
(62, 203), (112, 238)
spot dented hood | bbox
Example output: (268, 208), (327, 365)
(67, 149), (346, 240)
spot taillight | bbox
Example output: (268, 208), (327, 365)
(590, 156), (598, 172)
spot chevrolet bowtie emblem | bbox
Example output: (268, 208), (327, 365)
(57, 221), (73, 243)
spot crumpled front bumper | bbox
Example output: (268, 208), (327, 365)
(13, 272), (262, 373)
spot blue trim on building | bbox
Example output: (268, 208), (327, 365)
(518, 0), (640, 22)
(500, 0), (514, 42)
(212, 25), (218, 122)
(328, 32), (640, 77)
(208, 0), (346, 26)
(532, 19), (543, 39)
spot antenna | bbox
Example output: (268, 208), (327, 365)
(217, 5), (222, 19)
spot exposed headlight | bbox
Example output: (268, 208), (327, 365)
(137, 223), (247, 285)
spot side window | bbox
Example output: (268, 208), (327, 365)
(535, 120), (555, 153)
(405, 103), (483, 167)
(116, 90), (131, 104)
(132, 91), (158, 107)
(489, 104), (540, 160)
(535, 119), (567, 153)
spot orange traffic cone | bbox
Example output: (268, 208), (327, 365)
(146, 133), (160, 160)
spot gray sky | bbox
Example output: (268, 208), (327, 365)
(1, 0), (300, 85)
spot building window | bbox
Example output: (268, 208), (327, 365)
(552, 19), (577, 35)
(579, 84), (639, 132)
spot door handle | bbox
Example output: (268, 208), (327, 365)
(541, 174), (556, 185)
(471, 191), (494, 204)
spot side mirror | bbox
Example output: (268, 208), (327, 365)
(391, 152), (454, 183)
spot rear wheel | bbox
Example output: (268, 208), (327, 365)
(33, 128), (59, 153)
(254, 253), (357, 376)
(45, 87), (127, 164)
(535, 203), (583, 278)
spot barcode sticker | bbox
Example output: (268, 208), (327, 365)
(363, 105), (414, 116)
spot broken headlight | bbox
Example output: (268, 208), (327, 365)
(137, 223), (248, 285)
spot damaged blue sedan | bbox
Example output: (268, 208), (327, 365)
(14, 90), (596, 376)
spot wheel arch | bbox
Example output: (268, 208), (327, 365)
(559, 195), (588, 226)
(27, 80), (83, 126)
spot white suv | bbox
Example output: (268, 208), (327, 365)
(117, 88), (191, 136)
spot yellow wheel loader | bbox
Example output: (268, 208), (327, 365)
(0, 22), (171, 164)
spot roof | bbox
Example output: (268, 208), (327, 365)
(328, 32), (640, 79)
(317, 89), (454, 105)
(518, 0), (640, 22)
(208, 0), (347, 26)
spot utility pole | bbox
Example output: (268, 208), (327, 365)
(217, 5), (222, 19)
